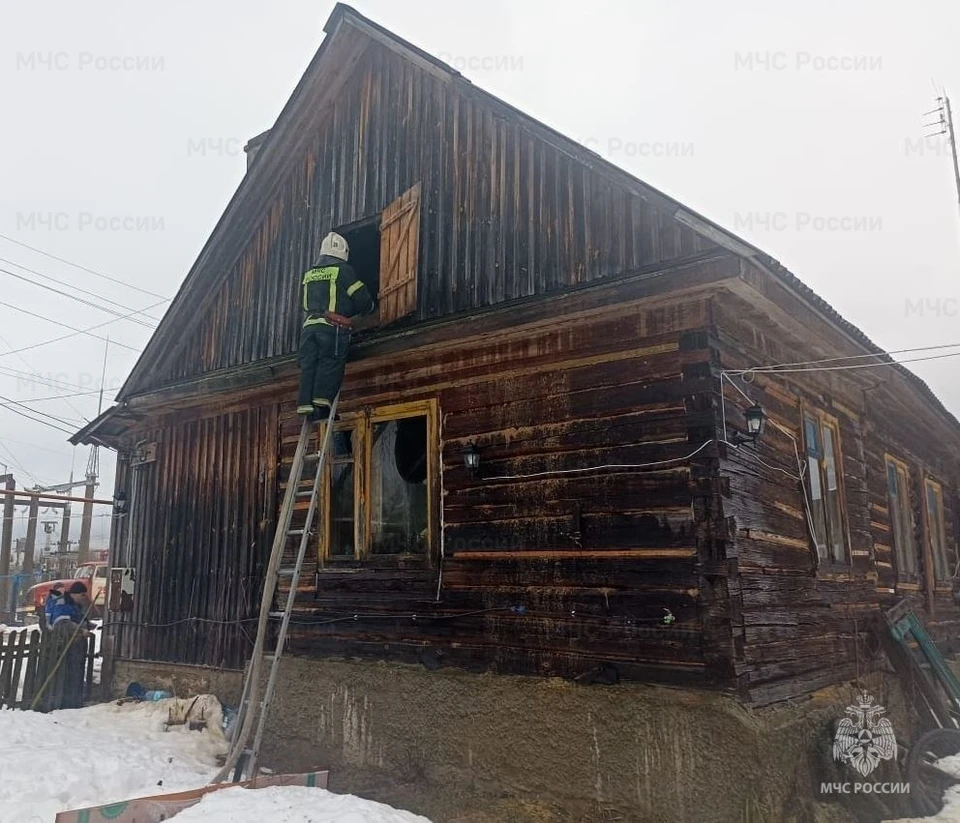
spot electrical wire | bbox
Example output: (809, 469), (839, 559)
(98, 604), (685, 631)
(0, 260), (160, 327)
(725, 340), (960, 373)
(0, 435), (75, 457)
(0, 439), (45, 485)
(1, 388), (103, 404)
(0, 299), (167, 360)
(0, 393), (81, 427)
(0, 366), (100, 394)
(0, 232), (170, 300)
(730, 348), (960, 376)
(0, 330), (93, 426)
(482, 438), (715, 481)
(0, 400), (77, 436)
(0, 299), (140, 352)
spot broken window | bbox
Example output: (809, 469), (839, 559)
(885, 456), (916, 577)
(803, 413), (847, 563)
(925, 478), (951, 581)
(369, 417), (428, 555)
(319, 403), (435, 564)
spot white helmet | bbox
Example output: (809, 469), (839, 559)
(319, 231), (349, 261)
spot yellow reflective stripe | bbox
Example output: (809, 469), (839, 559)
(327, 268), (339, 314)
(303, 267), (339, 313)
(297, 405), (314, 414)
(313, 398), (331, 407)
(303, 267), (338, 283)
(346, 280), (365, 297)
(303, 316), (331, 327)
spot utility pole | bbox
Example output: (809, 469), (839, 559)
(79, 338), (109, 565)
(924, 90), (960, 215)
(23, 496), (39, 576)
(0, 474), (14, 618)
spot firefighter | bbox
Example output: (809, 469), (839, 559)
(297, 232), (375, 420)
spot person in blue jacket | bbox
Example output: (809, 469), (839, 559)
(42, 581), (92, 710)
(47, 581), (90, 630)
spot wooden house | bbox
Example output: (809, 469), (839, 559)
(74, 4), (960, 708)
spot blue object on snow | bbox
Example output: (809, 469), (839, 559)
(221, 704), (237, 738)
(144, 689), (173, 701)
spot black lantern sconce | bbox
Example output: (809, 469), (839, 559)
(462, 443), (481, 476)
(113, 491), (128, 515)
(731, 404), (767, 447)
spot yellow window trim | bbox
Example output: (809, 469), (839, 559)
(318, 398), (439, 566)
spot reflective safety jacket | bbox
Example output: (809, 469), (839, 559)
(301, 254), (376, 327)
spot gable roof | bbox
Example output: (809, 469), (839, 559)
(106, 3), (958, 434)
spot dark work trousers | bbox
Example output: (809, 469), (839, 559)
(297, 323), (350, 412)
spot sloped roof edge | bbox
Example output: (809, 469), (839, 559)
(107, 3), (960, 435)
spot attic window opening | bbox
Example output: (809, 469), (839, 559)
(335, 217), (381, 302)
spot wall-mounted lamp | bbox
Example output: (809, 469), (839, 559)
(113, 491), (128, 515)
(462, 443), (481, 475)
(731, 404), (767, 447)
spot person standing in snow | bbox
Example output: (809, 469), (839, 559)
(40, 581), (92, 710)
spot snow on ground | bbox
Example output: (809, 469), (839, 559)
(168, 785), (432, 823)
(0, 696), (225, 823)
(887, 755), (960, 822)
(0, 697), (432, 823)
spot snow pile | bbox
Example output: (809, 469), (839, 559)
(0, 697), (432, 823)
(0, 696), (226, 823)
(887, 754), (960, 822)
(168, 785), (432, 822)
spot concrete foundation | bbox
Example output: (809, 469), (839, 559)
(110, 656), (916, 822)
(112, 658), (244, 705)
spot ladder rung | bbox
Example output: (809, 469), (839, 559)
(287, 529), (307, 537)
(267, 611), (287, 619)
(295, 490), (314, 498)
(303, 452), (322, 462)
(277, 567), (298, 576)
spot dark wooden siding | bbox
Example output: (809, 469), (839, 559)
(143, 40), (713, 391)
(713, 279), (960, 704)
(109, 405), (279, 668)
(266, 290), (731, 686)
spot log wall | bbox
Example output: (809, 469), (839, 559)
(714, 274), (960, 704)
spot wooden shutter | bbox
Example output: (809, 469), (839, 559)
(378, 182), (421, 323)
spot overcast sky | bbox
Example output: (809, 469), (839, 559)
(2, 0), (959, 547)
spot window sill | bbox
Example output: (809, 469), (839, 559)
(318, 554), (432, 571)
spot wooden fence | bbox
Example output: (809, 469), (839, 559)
(0, 628), (97, 711)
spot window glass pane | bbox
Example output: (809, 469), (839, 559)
(898, 468), (916, 575)
(821, 425), (846, 561)
(886, 461), (915, 576)
(328, 427), (355, 558)
(926, 482), (948, 580)
(805, 416), (821, 457)
(807, 455), (828, 556)
(370, 417), (428, 555)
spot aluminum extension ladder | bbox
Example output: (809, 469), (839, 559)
(214, 394), (340, 783)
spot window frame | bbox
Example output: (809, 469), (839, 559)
(318, 399), (438, 567)
(923, 476), (952, 584)
(884, 454), (918, 582)
(801, 408), (850, 566)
